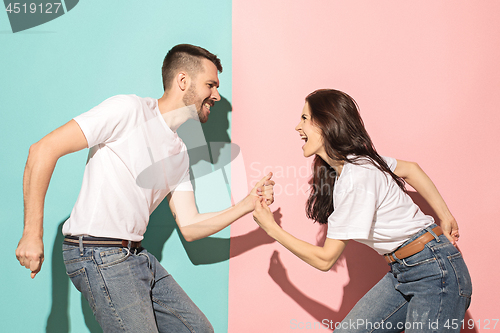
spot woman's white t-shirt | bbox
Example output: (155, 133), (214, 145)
(326, 156), (434, 254)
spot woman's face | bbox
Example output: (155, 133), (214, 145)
(295, 102), (326, 158)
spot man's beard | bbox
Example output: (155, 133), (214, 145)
(183, 84), (208, 123)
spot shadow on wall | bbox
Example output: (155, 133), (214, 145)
(46, 219), (101, 332)
(267, 191), (476, 333)
(45, 96), (275, 331)
(143, 96), (274, 264)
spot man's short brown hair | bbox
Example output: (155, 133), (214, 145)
(161, 44), (223, 91)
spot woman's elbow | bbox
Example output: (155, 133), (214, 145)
(409, 161), (421, 170)
(318, 265), (330, 272)
(395, 160), (420, 179)
(317, 259), (336, 272)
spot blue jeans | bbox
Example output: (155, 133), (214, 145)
(335, 224), (472, 333)
(63, 243), (213, 333)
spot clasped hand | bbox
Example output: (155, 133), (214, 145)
(253, 195), (278, 234)
(243, 172), (275, 213)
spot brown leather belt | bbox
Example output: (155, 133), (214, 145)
(384, 226), (443, 264)
(64, 236), (142, 249)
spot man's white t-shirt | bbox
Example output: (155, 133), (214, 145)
(326, 156), (434, 254)
(62, 95), (192, 241)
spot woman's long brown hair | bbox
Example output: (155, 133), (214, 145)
(305, 89), (406, 224)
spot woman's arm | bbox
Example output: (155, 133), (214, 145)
(394, 159), (459, 244)
(253, 199), (347, 271)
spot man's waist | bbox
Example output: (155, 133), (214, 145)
(64, 235), (142, 249)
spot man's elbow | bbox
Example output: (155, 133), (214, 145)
(28, 141), (42, 157)
(183, 235), (196, 242)
(178, 226), (197, 242)
(28, 139), (59, 162)
(27, 141), (47, 164)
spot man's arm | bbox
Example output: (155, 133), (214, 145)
(16, 120), (88, 278)
(167, 173), (274, 242)
(394, 159), (459, 245)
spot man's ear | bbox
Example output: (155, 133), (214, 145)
(176, 72), (189, 91)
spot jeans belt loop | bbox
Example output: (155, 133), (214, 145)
(127, 240), (137, 254)
(78, 235), (84, 255)
(426, 226), (441, 242)
(390, 252), (401, 264)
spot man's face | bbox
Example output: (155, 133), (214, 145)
(182, 59), (221, 123)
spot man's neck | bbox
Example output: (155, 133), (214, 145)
(157, 93), (196, 132)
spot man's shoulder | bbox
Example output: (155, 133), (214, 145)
(98, 94), (158, 115)
(103, 94), (145, 106)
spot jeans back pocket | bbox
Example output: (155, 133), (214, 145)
(448, 252), (472, 298)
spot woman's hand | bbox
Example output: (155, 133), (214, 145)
(440, 218), (460, 246)
(253, 198), (279, 234)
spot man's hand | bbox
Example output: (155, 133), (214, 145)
(440, 218), (460, 246)
(16, 235), (44, 279)
(258, 172), (275, 206)
(241, 172), (275, 213)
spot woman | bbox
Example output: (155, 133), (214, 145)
(253, 89), (471, 332)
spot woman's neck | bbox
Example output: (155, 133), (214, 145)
(319, 153), (344, 176)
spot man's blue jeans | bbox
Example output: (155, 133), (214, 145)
(63, 243), (214, 333)
(335, 224), (472, 333)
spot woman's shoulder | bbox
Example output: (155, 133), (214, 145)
(346, 155), (396, 172)
(345, 156), (377, 173)
(343, 156), (392, 189)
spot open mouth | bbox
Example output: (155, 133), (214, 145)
(300, 134), (308, 142)
(203, 100), (214, 111)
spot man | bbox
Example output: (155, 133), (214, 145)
(16, 44), (274, 332)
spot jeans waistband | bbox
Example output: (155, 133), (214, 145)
(64, 235), (142, 250)
(384, 224), (443, 264)
(399, 223), (439, 249)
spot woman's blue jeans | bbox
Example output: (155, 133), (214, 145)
(335, 224), (472, 333)
(63, 243), (214, 333)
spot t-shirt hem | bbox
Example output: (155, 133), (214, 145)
(326, 232), (368, 240)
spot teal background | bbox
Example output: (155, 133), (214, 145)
(0, 1), (232, 332)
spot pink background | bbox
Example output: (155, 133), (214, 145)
(230, 1), (500, 332)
